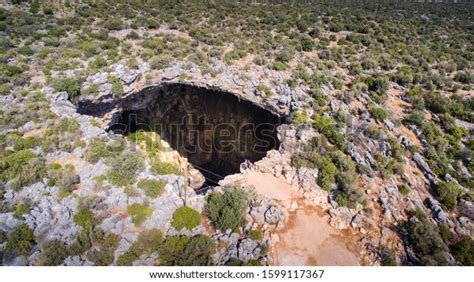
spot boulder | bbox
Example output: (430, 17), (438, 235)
(237, 238), (260, 262)
(264, 206), (285, 226)
(426, 198), (450, 223)
(413, 153), (438, 184)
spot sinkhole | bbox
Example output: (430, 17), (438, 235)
(99, 83), (283, 186)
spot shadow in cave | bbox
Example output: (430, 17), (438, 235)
(104, 83), (283, 187)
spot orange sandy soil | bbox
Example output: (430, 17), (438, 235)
(244, 172), (362, 266)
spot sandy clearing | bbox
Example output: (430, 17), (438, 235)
(241, 171), (361, 266)
(244, 172), (296, 201)
(270, 208), (360, 266)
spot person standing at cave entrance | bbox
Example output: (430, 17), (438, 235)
(240, 159), (254, 172)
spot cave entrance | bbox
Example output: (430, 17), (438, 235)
(110, 83), (282, 187)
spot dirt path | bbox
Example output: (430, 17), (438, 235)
(243, 172), (361, 266)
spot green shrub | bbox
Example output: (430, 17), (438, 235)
(131, 229), (164, 253)
(107, 152), (144, 186)
(38, 240), (71, 266)
(89, 56), (108, 69)
(271, 60), (288, 71)
(454, 71), (472, 84)
(291, 111), (308, 124)
(13, 203), (30, 220)
(73, 209), (97, 232)
(0, 149), (36, 182)
(380, 247), (397, 266)
(205, 187), (247, 232)
(127, 203), (153, 226)
(300, 36), (315, 51)
(104, 17), (124, 30)
(0, 83), (12, 95)
(172, 206), (201, 231)
(84, 138), (111, 163)
(51, 77), (81, 100)
(0, 64), (23, 79)
(317, 156), (337, 191)
(13, 137), (39, 151)
(41, 118), (81, 153)
(159, 235), (214, 266)
(47, 163), (80, 192)
(6, 224), (35, 256)
(116, 252), (137, 266)
(151, 159), (179, 175)
(434, 181), (462, 211)
(248, 229), (263, 241)
(256, 85), (272, 97)
(137, 178), (166, 198)
(90, 233), (120, 266)
(142, 37), (167, 53)
(109, 76), (124, 97)
(403, 210), (450, 265)
(398, 184), (410, 196)
(370, 106), (389, 122)
(450, 238), (473, 266)
(314, 115), (345, 149)
(365, 76), (389, 94)
(150, 54), (172, 70)
(11, 157), (47, 191)
(117, 229), (164, 265)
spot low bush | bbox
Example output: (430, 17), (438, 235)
(450, 238), (473, 266)
(313, 115), (345, 149)
(51, 77), (81, 100)
(11, 156), (47, 191)
(380, 247), (397, 266)
(109, 76), (124, 97)
(172, 206), (201, 231)
(248, 229), (263, 241)
(151, 159), (179, 175)
(205, 187), (247, 232)
(317, 156), (338, 191)
(5, 224), (35, 256)
(434, 181), (462, 211)
(73, 209), (97, 232)
(370, 106), (389, 122)
(107, 152), (144, 186)
(117, 229), (164, 266)
(13, 203), (30, 220)
(47, 163), (80, 192)
(271, 60), (288, 71)
(398, 184), (410, 196)
(127, 203), (153, 226)
(13, 136), (39, 150)
(0, 149), (35, 182)
(89, 233), (120, 266)
(84, 138), (111, 163)
(256, 85), (273, 97)
(402, 210), (450, 265)
(137, 179), (166, 198)
(159, 235), (214, 266)
(38, 240), (71, 266)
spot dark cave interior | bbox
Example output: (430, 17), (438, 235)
(107, 84), (283, 186)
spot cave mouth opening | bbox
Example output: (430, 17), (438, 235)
(109, 83), (283, 187)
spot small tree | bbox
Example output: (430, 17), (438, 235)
(205, 187), (247, 232)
